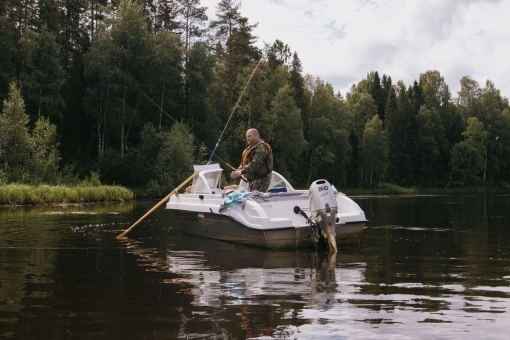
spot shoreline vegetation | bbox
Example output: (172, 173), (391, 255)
(0, 184), (134, 206)
(1, 181), (508, 206)
(2, 1), (510, 206)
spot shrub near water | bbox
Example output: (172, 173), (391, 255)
(0, 184), (133, 205)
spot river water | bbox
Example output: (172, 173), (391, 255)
(0, 195), (509, 339)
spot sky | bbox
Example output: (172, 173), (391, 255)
(201, 0), (510, 99)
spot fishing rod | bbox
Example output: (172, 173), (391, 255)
(138, 89), (240, 174)
(207, 59), (262, 164)
(119, 70), (262, 240)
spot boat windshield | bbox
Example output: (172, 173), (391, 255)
(238, 171), (295, 193)
(191, 169), (222, 194)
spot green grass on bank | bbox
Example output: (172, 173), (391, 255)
(4, 181), (506, 206)
(0, 184), (134, 205)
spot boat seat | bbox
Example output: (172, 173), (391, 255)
(268, 187), (287, 193)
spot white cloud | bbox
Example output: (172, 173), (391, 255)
(201, 0), (510, 99)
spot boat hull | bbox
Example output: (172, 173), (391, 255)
(171, 210), (365, 249)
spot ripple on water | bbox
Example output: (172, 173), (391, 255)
(1, 199), (510, 339)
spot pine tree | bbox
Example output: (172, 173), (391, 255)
(418, 70), (451, 186)
(186, 41), (217, 147)
(111, 0), (152, 158)
(381, 74), (392, 123)
(86, 0), (110, 38)
(210, 0), (259, 110)
(38, 0), (60, 34)
(415, 106), (442, 186)
(361, 115), (386, 188)
(31, 116), (61, 183)
(151, 0), (180, 33)
(83, 26), (119, 160)
(289, 52), (306, 115)
(384, 84), (398, 182)
(385, 82), (414, 186)
(265, 39), (291, 71)
(19, 28), (65, 120)
(0, 15), (17, 107)
(150, 29), (183, 129)
(270, 84), (307, 181)
(0, 82), (33, 182)
(177, 0), (208, 119)
(177, 0), (207, 53)
(303, 76), (339, 185)
(368, 71), (386, 121)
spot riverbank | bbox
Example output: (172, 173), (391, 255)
(3, 182), (507, 206)
(0, 184), (134, 205)
(341, 183), (510, 196)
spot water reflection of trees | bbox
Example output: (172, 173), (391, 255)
(125, 235), (365, 339)
(356, 195), (510, 319)
(0, 202), (135, 338)
(0, 202), (134, 217)
(4, 197), (509, 338)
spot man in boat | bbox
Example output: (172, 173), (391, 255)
(230, 128), (273, 192)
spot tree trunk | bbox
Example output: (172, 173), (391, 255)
(461, 156), (472, 187)
(483, 138), (487, 188)
(38, 86), (42, 117)
(445, 167), (454, 189)
(159, 84), (165, 130)
(90, 0), (95, 38)
(97, 118), (102, 160)
(184, 16), (190, 124)
(101, 85), (108, 158)
(307, 149), (313, 186)
(306, 93), (314, 186)
(121, 87), (126, 158)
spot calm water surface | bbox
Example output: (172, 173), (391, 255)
(1, 196), (509, 339)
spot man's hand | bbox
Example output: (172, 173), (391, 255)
(230, 170), (242, 178)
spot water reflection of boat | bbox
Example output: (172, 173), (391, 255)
(126, 234), (366, 310)
(165, 164), (367, 252)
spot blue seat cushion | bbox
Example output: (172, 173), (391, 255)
(268, 187), (287, 193)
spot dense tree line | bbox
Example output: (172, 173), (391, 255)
(1, 0), (509, 195)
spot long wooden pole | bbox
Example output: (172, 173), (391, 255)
(116, 172), (198, 239)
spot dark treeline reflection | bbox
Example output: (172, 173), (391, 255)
(358, 195), (510, 293)
(1, 1), (510, 195)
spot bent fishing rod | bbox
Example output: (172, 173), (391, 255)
(138, 89), (239, 173)
(140, 59), (261, 175)
(207, 59), (262, 164)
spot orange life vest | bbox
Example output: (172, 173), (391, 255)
(241, 141), (272, 179)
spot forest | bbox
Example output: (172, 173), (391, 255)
(1, 0), (510, 197)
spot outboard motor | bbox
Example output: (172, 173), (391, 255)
(309, 179), (338, 253)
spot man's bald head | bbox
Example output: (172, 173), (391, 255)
(246, 128), (260, 146)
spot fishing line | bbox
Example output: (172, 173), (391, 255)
(207, 59), (262, 164)
(138, 89), (239, 173)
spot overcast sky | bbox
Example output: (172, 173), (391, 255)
(201, 0), (510, 99)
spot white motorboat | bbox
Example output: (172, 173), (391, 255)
(165, 164), (367, 252)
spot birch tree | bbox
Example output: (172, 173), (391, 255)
(361, 115), (386, 188)
(447, 117), (486, 188)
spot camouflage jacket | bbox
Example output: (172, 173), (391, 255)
(240, 140), (273, 180)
